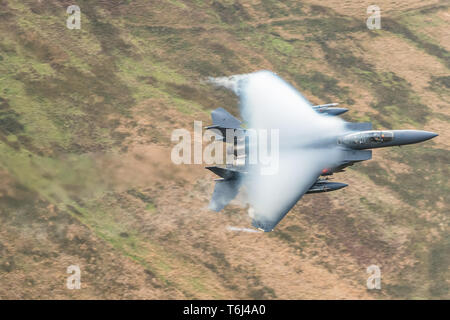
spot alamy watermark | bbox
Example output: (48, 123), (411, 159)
(366, 265), (381, 290)
(366, 5), (381, 30)
(66, 265), (81, 290)
(171, 121), (279, 175)
(67, 5), (81, 30)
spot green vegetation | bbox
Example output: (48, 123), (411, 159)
(0, 0), (448, 299)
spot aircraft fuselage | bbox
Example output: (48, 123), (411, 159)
(339, 130), (438, 150)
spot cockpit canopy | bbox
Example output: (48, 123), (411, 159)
(340, 131), (394, 146)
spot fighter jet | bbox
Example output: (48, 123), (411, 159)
(206, 71), (437, 232)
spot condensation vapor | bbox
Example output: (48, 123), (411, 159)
(226, 226), (261, 233)
(209, 71), (347, 229)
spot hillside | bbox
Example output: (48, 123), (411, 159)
(0, 0), (448, 299)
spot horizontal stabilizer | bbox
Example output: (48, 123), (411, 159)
(206, 166), (242, 180)
(210, 107), (241, 129)
(208, 179), (242, 212)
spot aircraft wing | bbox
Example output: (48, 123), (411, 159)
(246, 150), (325, 231)
(238, 71), (345, 231)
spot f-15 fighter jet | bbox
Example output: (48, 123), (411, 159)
(206, 71), (437, 232)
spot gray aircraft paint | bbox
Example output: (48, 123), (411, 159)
(207, 71), (438, 232)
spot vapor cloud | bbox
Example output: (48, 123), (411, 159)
(226, 226), (261, 233)
(209, 71), (347, 230)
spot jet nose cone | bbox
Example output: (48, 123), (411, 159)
(414, 131), (438, 142)
(393, 130), (438, 145)
(427, 132), (438, 139)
